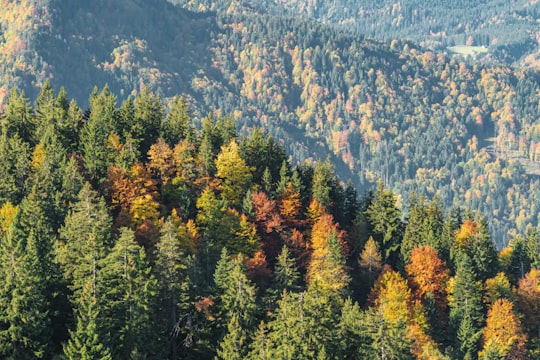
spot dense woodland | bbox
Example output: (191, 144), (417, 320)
(170, 0), (540, 65)
(1, 1), (540, 247)
(1, 84), (540, 359)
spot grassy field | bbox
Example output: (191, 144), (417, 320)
(447, 45), (489, 56)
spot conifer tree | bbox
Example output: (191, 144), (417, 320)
(63, 280), (112, 360)
(57, 182), (112, 301)
(0, 205), (52, 358)
(98, 227), (160, 358)
(162, 95), (194, 147)
(274, 245), (301, 294)
(133, 86), (164, 158)
(2, 88), (34, 143)
(79, 86), (117, 184)
(448, 254), (484, 358)
(365, 181), (403, 266)
(155, 218), (195, 359)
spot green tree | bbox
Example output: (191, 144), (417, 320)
(132, 86), (164, 158)
(448, 254), (484, 359)
(98, 227), (160, 358)
(57, 183), (112, 301)
(2, 88), (34, 143)
(79, 86), (117, 184)
(63, 280), (112, 360)
(162, 95), (194, 146)
(365, 181), (403, 266)
(274, 245), (301, 294)
(0, 203), (52, 359)
(155, 219), (195, 360)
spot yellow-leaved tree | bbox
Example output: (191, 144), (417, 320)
(306, 213), (349, 298)
(215, 140), (252, 207)
(479, 298), (527, 359)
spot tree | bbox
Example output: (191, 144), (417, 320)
(155, 218), (197, 359)
(57, 182), (112, 301)
(358, 236), (383, 287)
(274, 245), (301, 294)
(365, 181), (403, 266)
(215, 140), (253, 207)
(63, 280), (112, 360)
(516, 268), (540, 353)
(79, 86), (117, 184)
(453, 217), (498, 282)
(161, 96), (194, 146)
(98, 227), (160, 358)
(448, 254), (484, 359)
(2, 88), (33, 143)
(214, 250), (258, 329)
(306, 213), (350, 298)
(0, 200), (53, 359)
(406, 245), (449, 304)
(132, 86), (164, 158)
(483, 272), (513, 307)
(479, 299), (527, 359)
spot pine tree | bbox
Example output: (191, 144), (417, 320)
(365, 181), (403, 267)
(98, 227), (160, 358)
(0, 205), (52, 358)
(79, 86), (117, 184)
(132, 86), (164, 158)
(155, 219), (195, 359)
(161, 95), (194, 147)
(57, 183), (112, 301)
(274, 245), (301, 294)
(448, 254), (484, 358)
(63, 280), (112, 360)
(217, 314), (249, 360)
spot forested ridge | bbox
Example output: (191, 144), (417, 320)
(1, 83), (540, 359)
(1, 0), (539, 247)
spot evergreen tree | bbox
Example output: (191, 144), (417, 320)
(79, 86), (117, 184)
(57, 183), (112, 301)
(448, 254), (484, 358)
(98, 227), (160, 358)
(2, 88), (34, 144)
(365, 181), (403, 267)
(63, 280), (112, 360)
(161, 95), (194, 147)
(132, 86), (164, 158)
(155, 219), (195, 359)
(274, 245), (301, 294)
(0, 205), (52, 359)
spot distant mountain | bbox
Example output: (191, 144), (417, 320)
(170, 0), (540, 66)
(0, 0), (540, 247)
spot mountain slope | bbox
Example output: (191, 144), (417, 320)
(170, 0), (540, 66)
(0, 0), (539, 247)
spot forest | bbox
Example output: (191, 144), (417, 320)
(1, 0), (540, 248)
(1, 83), (539, 359)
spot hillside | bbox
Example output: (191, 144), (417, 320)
(2, 83), (540, 359)
(0, 0), (539, 247)
(170, 0), (540, 66)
